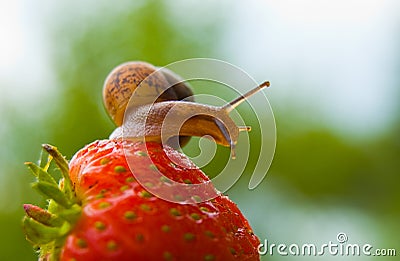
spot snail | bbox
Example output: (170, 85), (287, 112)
(103, 61), (269, 158)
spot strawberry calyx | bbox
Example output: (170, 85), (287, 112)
(23, 144), (81, 261)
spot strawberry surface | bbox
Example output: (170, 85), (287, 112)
(24, 140), (260, 261)
(62, 140), (259, 261)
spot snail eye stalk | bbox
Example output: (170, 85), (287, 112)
(223, 81), (270, 113)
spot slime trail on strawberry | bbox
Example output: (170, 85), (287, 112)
(23, 61), (269, 260)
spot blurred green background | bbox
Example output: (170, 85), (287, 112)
(1, 0), (399, 260)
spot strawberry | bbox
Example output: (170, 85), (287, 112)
(23, 140), (260, 260)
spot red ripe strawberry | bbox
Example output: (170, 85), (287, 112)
(23, 140), (260, 261)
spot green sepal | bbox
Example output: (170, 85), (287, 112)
(32, 181), (73, 209)
(41, 144), (69, 177)
(38, 146), (53, 171)
(25, 162), (58, 186)
(24, 144), (82, 261)
(58, 204), (82, 224)
(23, 217), (62, 245)
(42, 144), (74, 200)
(23, 204), (64, 227)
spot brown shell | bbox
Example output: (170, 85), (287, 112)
(103, 62), (194, 126)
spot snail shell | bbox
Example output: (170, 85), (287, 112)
(103, 61), (194, 126)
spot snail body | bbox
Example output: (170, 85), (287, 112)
(103, 61), (269, 157)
